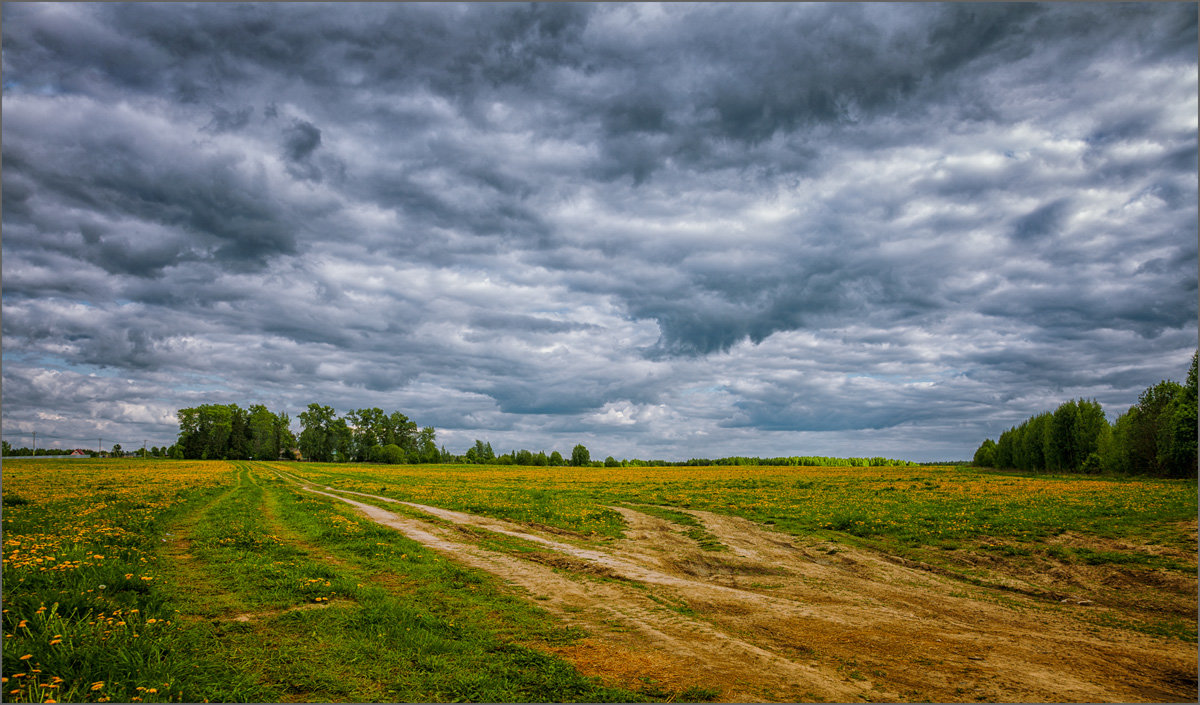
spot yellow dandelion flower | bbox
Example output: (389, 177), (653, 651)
(19, 654), (32, 660)
(90, 682), (104, 691)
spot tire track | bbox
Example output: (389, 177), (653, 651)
(275, 472), (866, 702)
(274, 469), (1199, 703)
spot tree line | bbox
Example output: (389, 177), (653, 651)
(451, 446), (919, 468)
(973, 351), (1197, 477)
(173, 403), (298, 460)
(452, 440), (587, 466)
(171, 402), (444, 463)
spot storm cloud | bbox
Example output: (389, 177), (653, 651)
(3, 3), (1196, 460)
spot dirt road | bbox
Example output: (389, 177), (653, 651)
(277, 471), (1197, 702)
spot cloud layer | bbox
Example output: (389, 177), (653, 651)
(3, 3), (1196, 460)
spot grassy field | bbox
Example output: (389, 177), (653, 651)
(2, 458), (1196, 702)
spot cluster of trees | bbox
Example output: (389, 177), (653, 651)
(1, 442), (175, 458)
(446, 445), (918, 468)
(974, 352), (1197, 477)
(452, 441), (589, 466)
(175, 404), (297, 460)
(1, 444), (72, 457)
(296, 404), (440, 464)
(173, 403), (444, 463)
(673, 455), (919, 468)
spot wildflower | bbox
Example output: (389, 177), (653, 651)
(19, 654), (32, 660)
(90, 682), (105, 691)
(17, 620), (27, 628)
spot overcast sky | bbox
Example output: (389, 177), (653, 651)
(2, 3), (1196, 461)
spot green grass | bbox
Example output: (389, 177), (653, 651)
(4, 457), (1196, 702)
(274, 462), (1197, 560)
(1, 460), (657, 703)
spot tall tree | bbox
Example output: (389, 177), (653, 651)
(416, 426), (439, 463)
(1073, 399), (1108, 469)
(298, 403), (338, 462)
(1157, 352), (1198, 478)
(1127, 381), (1183, 474)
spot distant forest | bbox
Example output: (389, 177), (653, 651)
(166, 402), (919, 468)
(973, 351), (1197, 477)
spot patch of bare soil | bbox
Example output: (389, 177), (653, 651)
(921, 530), (1198, 619)
(230, 598), (354, 623)
(293, 480), (1197, 703)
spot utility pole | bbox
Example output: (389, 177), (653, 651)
(32, 431), (37, 453)
(143, 440), (147, 458)
(99, 438), (103, 455)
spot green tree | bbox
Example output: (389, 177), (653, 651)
(416, 427), (439, 463)
(369, 443), (407, 464)
(1129, 380), (1183, 474)
(275, 411), (296, 459)
(1157, 352), (1198, 477)
(571, 444), (590, 467)
(1024, 413), (1050, 471)
(549, 450), (564, 466)
(1073, 399), (1108, 469)
(330, 417), (353, 461)
(1047, 401), (1078, 471)
(465, 439), (495, 464)
(995, 428), (1015, 468)
(229, 404), (252, 459)
(1102, 409), (1136, 474)
(299, 403), (339, 462)
(972, 438), (997, 467)
(389, 412), (418, 455)
(247, 404), (280, 460)
(604, 455), (619, 467)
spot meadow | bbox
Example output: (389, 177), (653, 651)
(2, 459), (1196, 702)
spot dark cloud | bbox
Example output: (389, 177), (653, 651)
(204, 105), (254, 133)
(283, 120), (321, 162)
(2, 3), (1195, 460)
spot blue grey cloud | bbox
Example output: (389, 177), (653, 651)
(2, 3), (1195, 459)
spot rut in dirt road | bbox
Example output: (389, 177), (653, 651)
(290, 482), (865, 702)
(277, 471), (1198, 703)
